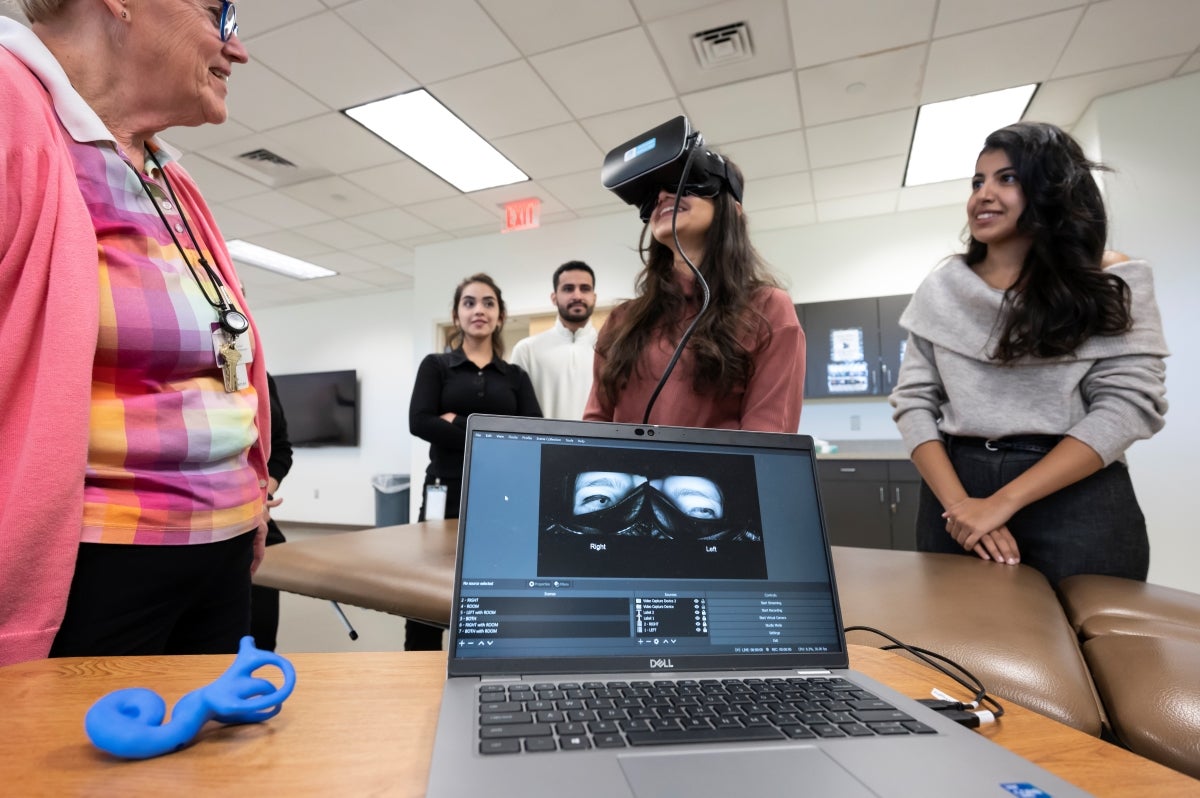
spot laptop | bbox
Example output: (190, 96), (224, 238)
(426, 415), (1091, 798)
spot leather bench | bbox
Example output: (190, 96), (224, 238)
(1058, 575), (1200, 779)
(832, 546), (1104, 735)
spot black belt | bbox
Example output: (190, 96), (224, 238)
(945, 434), (1063, 454)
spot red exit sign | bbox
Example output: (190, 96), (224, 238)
(503, 198), (541, 233)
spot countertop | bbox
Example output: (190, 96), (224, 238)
(814, 439), (909, 460)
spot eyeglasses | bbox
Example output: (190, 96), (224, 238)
(214, 0), (238, 42)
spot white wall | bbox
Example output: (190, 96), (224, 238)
(1089, 72), (1200, 592)
(253, 290), (414, 526)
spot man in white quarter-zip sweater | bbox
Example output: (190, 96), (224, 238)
(511, 261), (599, 420)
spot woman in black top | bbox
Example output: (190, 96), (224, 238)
(407, 273), (542, 649)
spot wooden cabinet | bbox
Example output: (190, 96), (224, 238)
(797, 295), (911, 399)
(816, 459), (921, 550)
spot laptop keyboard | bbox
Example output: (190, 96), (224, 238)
(477, 675), (936, 755)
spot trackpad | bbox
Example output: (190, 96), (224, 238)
(618, 746), (877, 798)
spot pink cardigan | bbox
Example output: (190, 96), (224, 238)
(0, 44), (270, 666)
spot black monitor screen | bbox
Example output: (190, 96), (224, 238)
(272, 370), (359, 447)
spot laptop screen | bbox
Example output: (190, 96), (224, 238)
(447, 416), (848, 676)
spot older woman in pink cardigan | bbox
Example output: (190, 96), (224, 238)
(0, 1), (270, 664)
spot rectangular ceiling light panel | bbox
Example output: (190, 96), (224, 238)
(905, 84), (1038, 187)
(345, 90), (529, 193)
(226, 239), (337, 280)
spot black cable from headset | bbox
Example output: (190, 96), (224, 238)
(843, 625), (1005, 719)
(641, 139), (712, 425)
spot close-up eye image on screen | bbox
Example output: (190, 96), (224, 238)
(536, 444), (766, 579)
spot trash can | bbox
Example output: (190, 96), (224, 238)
(371, 474), (410, 527)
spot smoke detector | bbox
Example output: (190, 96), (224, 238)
(692, 22), (753, 69)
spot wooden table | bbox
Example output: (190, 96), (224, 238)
(0, 646), (1192, 797)
(253, 520), (459, 626)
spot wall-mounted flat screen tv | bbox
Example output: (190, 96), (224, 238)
(272, 370), (359, 447)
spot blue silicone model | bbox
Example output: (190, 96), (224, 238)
(84, 635), (297, 759)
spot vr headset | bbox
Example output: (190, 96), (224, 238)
(600, 116), (743, 222)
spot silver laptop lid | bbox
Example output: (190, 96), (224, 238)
(446, 416), (848, 677)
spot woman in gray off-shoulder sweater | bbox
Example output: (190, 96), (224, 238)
(889, 123), (1168, 585)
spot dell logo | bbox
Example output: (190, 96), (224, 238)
(649, 658), (674, 669)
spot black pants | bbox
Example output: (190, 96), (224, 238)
(917, 439), (1150, 586)
(406, 477), (462, 651)
(250, 518), (286, 651)
(50, 532), (254, 657)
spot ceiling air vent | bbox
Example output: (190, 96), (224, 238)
(227, 146), (328, 188)
(237, 148), (297, 168)
(691, 22), (753, 69)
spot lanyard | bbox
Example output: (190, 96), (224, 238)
(129, 149), (249, 338)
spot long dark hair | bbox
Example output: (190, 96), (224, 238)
(448, 273), (507, 358)
(966, 122), (1131, 361)
(596, 160), (779, 404)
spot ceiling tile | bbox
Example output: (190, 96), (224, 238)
(339, 0), (519, 83)
(743, 172), (813, 211)
(897, 180), (969, 213)
(261, 113), (404, 174)
(493, 123), (606, 180)
(680, 72), (801, 145)
(209, 204), (280, 240)
(786, 0), (937, 69)
(480, 0), (640, 54)
(540, 170), (629, 211)
(163, 120), (253, 153)
(182, 155), (273, 203)
(353, 269), (416, 289)
(797, 45), (925, 127)
(921, 8), (1082, 103)
(406, 196), (500, 231)
(811, 156), (906, 201)
(248, 12), (418, 110)
(719, 131), (808, 178)
(631, 0), (728, 22)
(466, 183), (568, 217)
(806, 109), (914, 169)
(239, 0), (326, 35)
(817, 191), (900, 222)
(1028, 56), (1187, 129)
(399, 231), (456, 247)
(579, 100), (687, 151)
(226, 191), (333, 228)
(244, 230), (335, 258)
(646, 0), (795, 94)
(1182, 53), (1200, 75)
(307, 250), (381, 276)
(280, 176), (393, 218)
(748, 203), (816, 232)
(933, 0), (1082, 38)
(1054, 0), (1200, 78)
(301, 220), (387, 251)
(223, 61), (327, 132)
(344, 161), (460, 206)
(430, 61), (572, 139)
(348, 242), (416, 269)
(345, 208), (440, 241)
(530, 28), (677, 118)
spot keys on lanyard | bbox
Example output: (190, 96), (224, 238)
(219, 339), (242, 393)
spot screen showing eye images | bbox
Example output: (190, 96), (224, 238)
(536, 444), (767, 579)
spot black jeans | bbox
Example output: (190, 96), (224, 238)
(50, 532), (254, 657)
(916, 438), (1149, 586)
(406, 476), (463, 651)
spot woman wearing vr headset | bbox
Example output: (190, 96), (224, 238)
(583, 151), (805, 432)
(889, 122), (1168, 585)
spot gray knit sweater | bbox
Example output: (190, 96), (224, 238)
(889, 257), (1168, 465)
